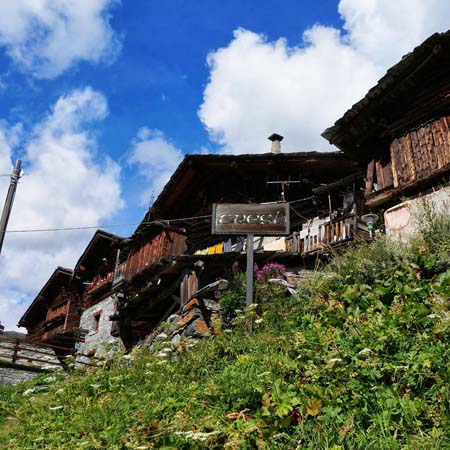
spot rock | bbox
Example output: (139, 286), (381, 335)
(171, 334), (181, 347)
(268, 278), (298, 294)
(185, 318), (210, 338)
(203, 299), (221, 312)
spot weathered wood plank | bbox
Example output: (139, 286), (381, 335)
(403, 133), (417, 183)
(390, 140), (400, 188)
(382, 161), (393, 187)
(365, 160), (375, 195)
(375, 161), (385, 189)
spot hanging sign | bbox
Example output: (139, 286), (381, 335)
(212, 203), (290, 236)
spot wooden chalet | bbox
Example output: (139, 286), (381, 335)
(111, 149), (364, 347)
(73, 230), (123, 312)
(71, 230), (124, 358)
(18, 267), (79, 352)
(18, 231), (124, 356)
(322, 31), (450, 212)
(144, 151), (364, 255)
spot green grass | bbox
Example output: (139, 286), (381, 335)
(1, 209), (450, 449)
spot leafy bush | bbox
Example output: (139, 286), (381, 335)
(324, 235), (409, 286)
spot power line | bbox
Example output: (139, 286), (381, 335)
(4, 196), (315, 235)
(5, 214), (213, 234)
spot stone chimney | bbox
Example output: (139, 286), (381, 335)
(268, 133), (284, 154)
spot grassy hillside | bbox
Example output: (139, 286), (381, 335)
(1, 209), (450, 449)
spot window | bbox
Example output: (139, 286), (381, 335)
(93, 312), (101, 332)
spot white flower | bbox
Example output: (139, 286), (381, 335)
(327, 358), (343, 364)
(254, 318), (263, 324)
(156, 333), (168, 339)
(55, 388), (64, 395)
(157, 352), (168, 358)
(90, 384), (101, 388)
(358, 348), (372, 356)
(43, 376), (56, 383)
(162, 347), (173, 353)
(174, 431), (220, 441)
(157, 360), (167, 365)
(427, 313), (441, 319)
(23, 388), (35, 396)
(49, 406), (64, 411)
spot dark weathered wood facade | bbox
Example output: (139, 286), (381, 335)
(323, 31), (450, 211)
(114, 227), (186, 285)
(73, 230), (123, 311)
(18, 268), (80, 351)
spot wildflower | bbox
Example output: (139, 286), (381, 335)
(174, 430), (220, 442)
(157, 360), (167, 365)
(157, 352), (168, 358)
(22, 388), (35, 396)
(55, 388), (64, 395)
(358, 348), (372, 356)
(254, 318), (263, 324)
(49, 406), (64, 411)
(43, 376), (56, 383)
(156, 332), (168, 339)
(427, 313), (441, 319)
(327, 358), (343, 364)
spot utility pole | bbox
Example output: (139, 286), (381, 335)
(0, 160), (22, 256)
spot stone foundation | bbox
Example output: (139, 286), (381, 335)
(76, 295), (122, 366)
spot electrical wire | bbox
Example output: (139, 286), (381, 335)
(3, 196), (316, 234)
(4, 214), (213, 234)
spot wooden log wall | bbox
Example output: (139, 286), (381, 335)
(26, 288), (81, 343)
(390, 115), (450, 188)
(122, 230), (186, 282)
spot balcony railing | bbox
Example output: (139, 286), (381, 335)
(113, 261), (127, 285)
(300, 215), (359, 255)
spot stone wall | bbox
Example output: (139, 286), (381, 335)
(76, 295), (122, 365)
(0, 338), (61, 385)
(0, 363), (43, 385)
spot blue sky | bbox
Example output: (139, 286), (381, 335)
(0, 0), (342, 224)
(0, 0), (449, 330)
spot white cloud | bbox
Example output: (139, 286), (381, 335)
(0, 87), (123, 330)
(128, 128), (183, 206)
(0, 0), (121, 78)
(199, 0), (450, 154)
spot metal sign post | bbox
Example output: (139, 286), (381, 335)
(246, 233), (254, 308)
(212, 203), (290, 308)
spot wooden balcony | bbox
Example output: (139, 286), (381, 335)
(300, 214), (361, 255)
(45, 303), (67, 322)
(42, 324), (66, 341)
(113, 230), (186, 285)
